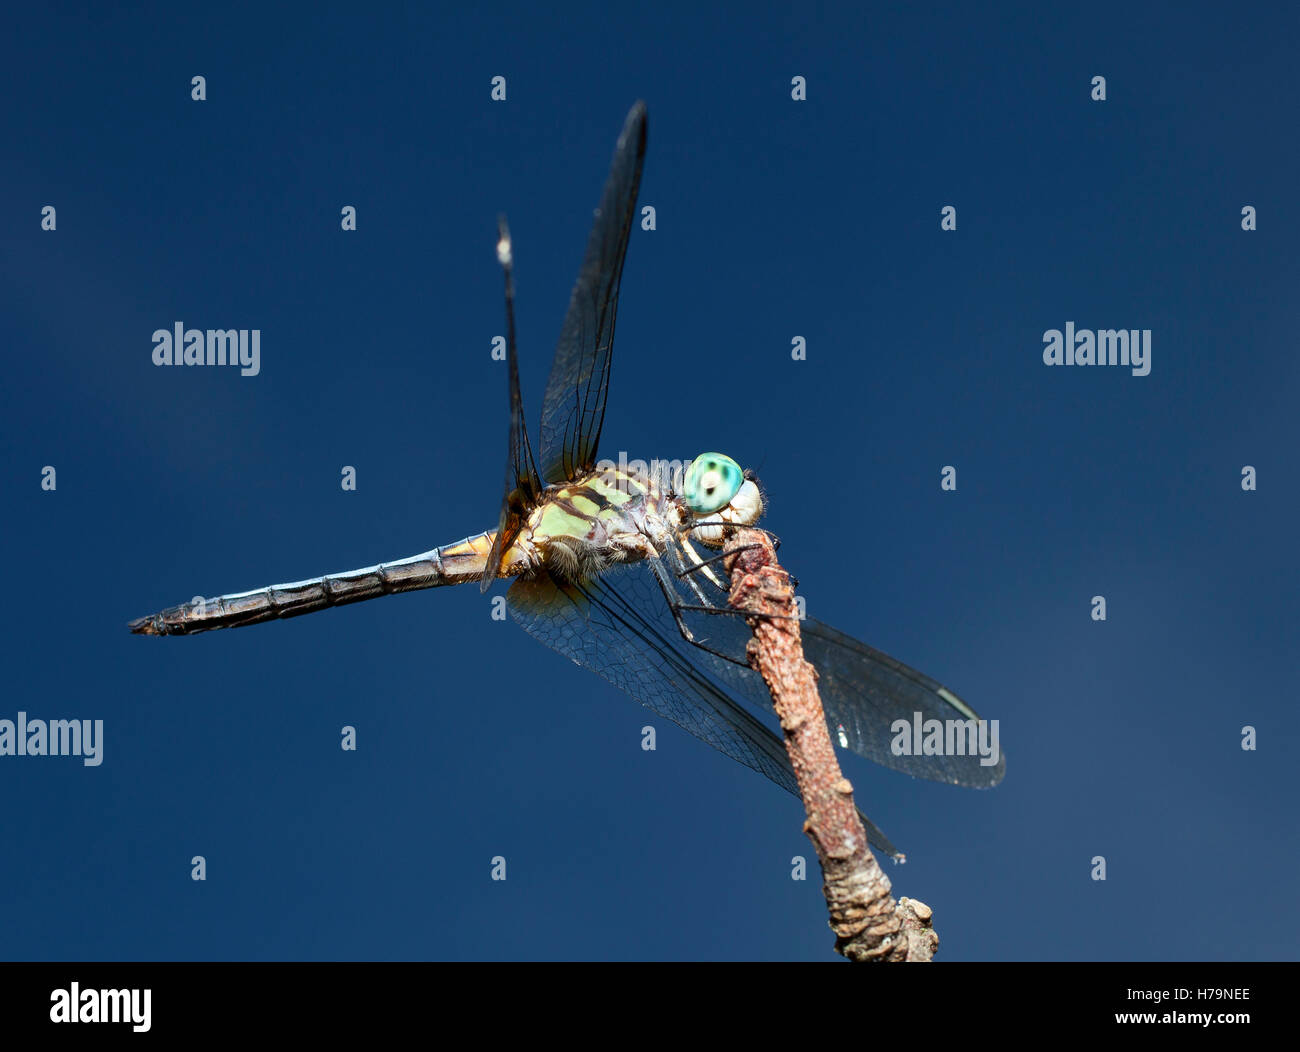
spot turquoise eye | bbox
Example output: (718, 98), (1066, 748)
(683, 453), (743, 514)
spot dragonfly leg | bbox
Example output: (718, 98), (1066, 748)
(673, 602), (798, 623)
(695, 522), (782, 548)
(683, 522), (782, 551)
(648, 557), (795, 668)
(670, 535), (799, 625)
(676, 543), (760, 579)
(673, 535), (733, 597)
(678, 532), (799, 590)
(644, 558), (752, 666)
(698, 523), (782, 550)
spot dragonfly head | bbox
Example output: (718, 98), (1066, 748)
(680, 452), (764, 546)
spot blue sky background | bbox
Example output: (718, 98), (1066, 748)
(2, 3), (1296, 961)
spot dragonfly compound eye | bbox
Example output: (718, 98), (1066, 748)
(683, 453), (743, 515)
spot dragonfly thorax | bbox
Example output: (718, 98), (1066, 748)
(508, 453), (764, 583)
(514, 464), (672, 583)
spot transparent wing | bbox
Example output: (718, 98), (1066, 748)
(664, 534), (1007, 787)
(799, 620), (1005, 786)
(508, 565), (903, 860)
(537, 102), (647, 485)
(482, 218), (543, 591)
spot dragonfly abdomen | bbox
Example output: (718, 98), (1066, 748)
(128, 532), (497, 635)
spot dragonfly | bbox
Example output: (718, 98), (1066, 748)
(130, 102), (1004, 861)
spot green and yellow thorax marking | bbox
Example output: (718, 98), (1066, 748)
(529, 467), (663, 544)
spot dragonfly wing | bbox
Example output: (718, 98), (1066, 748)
(482, 218), (543, 591)
(664, 536), (1006, 788)
(537, 103), (647, 485)
(507, 566), (903, 860)
(798, 620), (1006, 787)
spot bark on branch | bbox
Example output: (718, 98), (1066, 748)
(723, 528), (939, 962)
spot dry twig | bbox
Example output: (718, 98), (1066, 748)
(723, 528), (939, 962)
